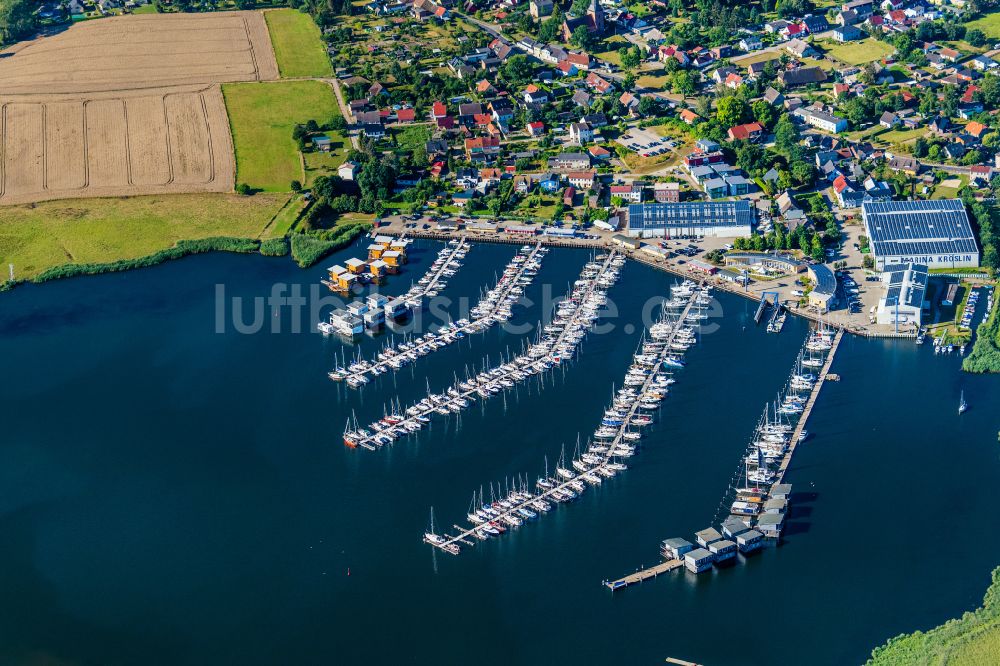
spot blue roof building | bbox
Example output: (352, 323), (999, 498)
(626, 201), (754, 238)
(862, 199), (979, 270)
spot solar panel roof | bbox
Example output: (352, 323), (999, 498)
(862, 200), (977, 257)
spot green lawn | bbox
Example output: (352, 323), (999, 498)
(732, 50), (781, 67)
(264, 8), (333, 78)
(0, 193), (289, 280)
(392, 125), (432, 153)
(223, 80), (339, 191)
(965, 11), (1000, 40)
(819, 38), (895, 66)
(878, 127), (928, 144)
(303, 147), (349, 186)
(867, 567), (1000, 665)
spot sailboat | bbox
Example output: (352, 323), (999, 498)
(959, 390), (968, 415)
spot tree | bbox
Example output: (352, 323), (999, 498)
(790, 160), (815, 187)
(671, 70), (697, 96)
(967, 28), (987, 48)
(774, 114), (800, 154)
(811, 235), (825, 263)
(638, 96), (658, 116)
(571, 25), (598, 51)
(500, 55), (534, 86)
(619, 46), (642, 70)
(290, 180), (302, 192)
(751, 99), (776, 128)
(0, 0), (37, 44)
(236, 183), (253, 196)
(716, 97), (749, 128)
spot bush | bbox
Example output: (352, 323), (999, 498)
(260, 237), (291, 257)
(236, 183), (253, 196)
(289, 222), (369, 267)
(963, 305), (1000, 373)
(32, 237), (260, 283)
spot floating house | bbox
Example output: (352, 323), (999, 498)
(661, 537), (694, 560)
(709, 539), (738, 563)
(736, 529), (763, 553)
(684, 547), (716, 573)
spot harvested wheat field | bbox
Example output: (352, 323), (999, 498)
(0, 85), (236, 204)
(0, 11), (279, 205)
(0, 11), (278, 94)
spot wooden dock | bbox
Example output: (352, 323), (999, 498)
(604, 559), (684, 590)
(773, 328), (844, 486)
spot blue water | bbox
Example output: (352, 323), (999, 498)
(0, 240), (998, 665)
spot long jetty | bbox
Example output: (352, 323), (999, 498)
(772, 327), (844, 486)
(410, 236), (468, 299)
(331, 242), (544, 386)
(426, 284), (706, 554)
(347, 250), (622, 451)
(601, 325), (845, 591)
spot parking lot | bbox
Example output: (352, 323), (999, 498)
(615, 128), (674, 158)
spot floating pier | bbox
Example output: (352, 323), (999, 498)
(602, 324), (844, 590)
(328, 242), (545, 387)
(603, 559), (684, 590)
(424, 281), (711, 554)
(346, 250), (625, 452)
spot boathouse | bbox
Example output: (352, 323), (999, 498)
(695, 527), (723, 548)
(384, 297), (409, 319)
(763, 498), (787, 515)
(722, 516), (750, 539)
(770, 483), (792, 500)
(368, 244), (387, 260)
(684, 548), (715, 573)
(708, 539), (738, 563)
(370, 259), (389, 278)
(661, 537), (694, 560)
(346, 258), (368, 274)
(736, 529), (763, 553)
(382, 251), (404, 271)
(757, 513), (784, 538)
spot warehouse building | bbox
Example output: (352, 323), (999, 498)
(876, 263), (928, 327)
(807, 263), (837, 313)
(626, 201), (754, 238)
(861, 200), (979, 270)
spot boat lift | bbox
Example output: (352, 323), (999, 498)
(754, 291), (780, 324)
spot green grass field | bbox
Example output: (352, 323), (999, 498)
(303, 148), (349, 186)
(223, 80), (340, 191)
(819, 38), (895, 66)
(965, 12), (1000, 40)
(732, 50), (781, 67)
(867, 567), (1000, 665)
(0, 193), (289, 280)
(264, 8), (333, 78)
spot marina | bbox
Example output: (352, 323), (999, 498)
(318, 237), (470, 339)
(343, 250), (625, 451)
(424, 280), (711, 554)
(603, 323), (844, 588)
(3, 242), (999, 666)
(327, 242), (544, 386)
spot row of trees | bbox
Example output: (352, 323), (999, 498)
(731, 222), (830, 263)
(0, 0), (36, 44)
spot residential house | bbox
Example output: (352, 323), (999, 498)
(833, 25), (862, 41)
(780, 67), (828, 87)
(610, 183), (643, 203)
(679, 108), (700, 125)
(880, 111), (899, 128)
(567, 170), (596, 189)
(653, 181), (680, 202)
(465, 136), (502, 161)
(784, 38), (816, 58)
(527, 121), (545, 137)
(727, 122), (765, 142)
(585, 72), (613, 94)
(739, 35), (763, 51)
(568, 121), (594, 145)
(489, 99), (515, 124)
(764, 87), (784, 106)
(529, 0), (552, 18)
(523, 84), (549, 104)
(549, 152), (591, 170)
(802, 14), (829, 33)
(572, 90), (592, 108)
